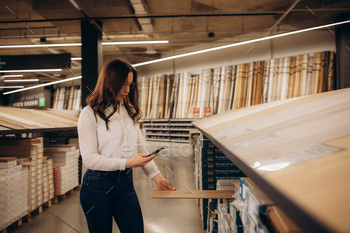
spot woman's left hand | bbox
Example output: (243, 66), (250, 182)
(152, 174), (176, 191)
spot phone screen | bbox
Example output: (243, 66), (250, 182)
(145, 147), (165, 157)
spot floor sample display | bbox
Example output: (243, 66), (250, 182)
(0, 106), (78, 130)
(192, 88), (350, 233)
(139, 51), (334, 120)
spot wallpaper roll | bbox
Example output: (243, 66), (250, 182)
(255, 61), (263, 105)
(181, 72), (191, 118)
(262, 61), (269, 104)
(300, 54), (308, 96)
(328, 51), (335, 91)
(158, 74), (167, 118)
(314, 53), (321, 94)
(228, 66), (236, 110)
(213, 67), (221, 114)
(218, 67), (227, 114)
(267, 59), (275, 103)
(306, 55), (314, 95)
(245, 62), (254, 107)
(146, 77), (153, 118)
(281, 57), (290, 100)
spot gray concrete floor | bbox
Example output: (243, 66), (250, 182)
(8, 141), (206, 233)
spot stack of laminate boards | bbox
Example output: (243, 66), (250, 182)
(194, 134), (246, 230)
(52, 86), (81, 111)
(0, 159), (28, 231)
(0, 106), (78, 130)
(139, 51), (334, 119)
(206, 178), (303, 233)
(193, 87), (350, 232)
(0, 138), (54, 213)
(44, 144), (80, 195)
(0, 138), (81, 230)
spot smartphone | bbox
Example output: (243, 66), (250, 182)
(144, 147), (165, 157)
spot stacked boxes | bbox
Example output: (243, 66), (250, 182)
(41, 158), (54, 204)
(239, 178), (274, 233)
(0, 137), (44, 212)
(195, 134), (246, 230)
(0, 165), (29, 231)
(216, 180), (244, 233)
(44, 144), (79, 195)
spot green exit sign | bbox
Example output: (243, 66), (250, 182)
(0, 56), (7, 70)
(39, 97), (45, 107)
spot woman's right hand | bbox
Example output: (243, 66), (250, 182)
(125, 153), (158, 168)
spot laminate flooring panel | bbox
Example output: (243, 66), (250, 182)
(264, 134), (350, 232)
(193, 88), (350, 232)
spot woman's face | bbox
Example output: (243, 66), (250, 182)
(116, 72), (133, 101)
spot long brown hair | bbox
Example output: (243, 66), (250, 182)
(86, 58), (142, 130)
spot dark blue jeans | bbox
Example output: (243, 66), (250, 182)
(80, 168), (144, 233)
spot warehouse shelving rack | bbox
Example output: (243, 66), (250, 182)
(140, 118), (199, 143)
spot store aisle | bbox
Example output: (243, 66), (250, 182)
(8, 141), (205, 233)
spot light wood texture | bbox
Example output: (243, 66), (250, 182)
(193, 88), (350, 232)
(152, 190), (235, 199)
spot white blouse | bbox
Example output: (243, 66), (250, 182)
(77, 101), (161, 179)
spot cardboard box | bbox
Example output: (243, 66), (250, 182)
(44, 144), (76, 152)
(0, 157), (17, 169)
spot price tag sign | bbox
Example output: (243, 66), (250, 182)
(204, 107), (212, 117)
(193, 107), (200, 118)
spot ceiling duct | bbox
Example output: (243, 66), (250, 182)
(146, 45), (156, 54)
(130, 0), (157, 54)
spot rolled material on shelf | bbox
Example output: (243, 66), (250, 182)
(158, 75), (167, 119)
(328, 51), (335, 91)
(217, 67), (226, 114)
(146, 76), (153, 118)
(139, 50), (335, 120)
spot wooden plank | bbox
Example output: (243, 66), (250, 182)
(152, 190), (235, 199)
(193, 88), (350, 232)
(264, 134), (350, 233)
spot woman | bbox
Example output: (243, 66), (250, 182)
(78, 58), (175, 233)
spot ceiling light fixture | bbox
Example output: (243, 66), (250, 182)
(102, 40), (168, 45)
(0, 41), (169, 49)
(0, 86), (24, 88)
(3, 76), (82, 95)
(3, 75), (23, 78)
(0, 43), (82, 49)
(132, 20), (350, 67)
(1, 69), (62, 73)
(4, 79), (39, 82)
(71, 57), (82, 60)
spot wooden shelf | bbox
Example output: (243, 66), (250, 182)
(142, 118), (196, 143)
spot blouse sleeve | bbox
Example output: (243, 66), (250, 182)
(78, 107), (127, 171)
(137, 125), (161, 179)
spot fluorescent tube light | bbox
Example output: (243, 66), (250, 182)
(0, 86), (24, 88)
(1, 69), (62, 73)
(3, 75), (23, 78)
(0, 41), (169, 49)
(0, 43), (82, 49)
(102, 40), (169, 45)
(132, 20), (350, 67)
(4, 79), (39, 82)
(71, 57), (82, 61)
(3, 76), (82, 95)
